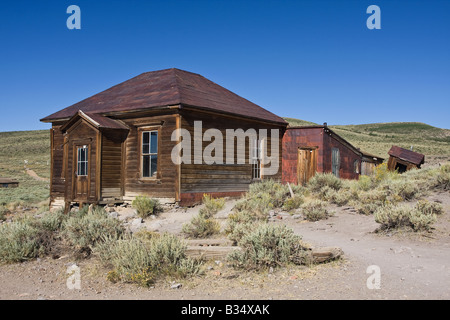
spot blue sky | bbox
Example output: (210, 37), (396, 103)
(0, 0), (449, 131)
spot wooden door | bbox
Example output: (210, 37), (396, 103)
(297, 148), (317, 185)
(74, 145), (90, 201)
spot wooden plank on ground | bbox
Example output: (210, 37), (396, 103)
(186, 239), (234, 247)
(186, 246), (241, 260)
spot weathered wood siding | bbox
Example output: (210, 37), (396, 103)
(50, 124), (65, 199)
(121, 113), (179, 200)
(180, 110), (283, 195)
(387, 156), (418, 172)
(101, 130), (125, 198)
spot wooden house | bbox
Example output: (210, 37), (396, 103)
(282, 124), (382, 185)
(387, 145), (425, 173)
(40, 68), (287, 209)
(0, 178), (19, 188)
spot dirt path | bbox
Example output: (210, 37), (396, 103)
(281, 202), (450, 299)
(0, 193), (449, 300)
(25, 168), (49, 182)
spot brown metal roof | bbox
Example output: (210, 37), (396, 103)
(83, 112), (129, 130)
(60, 111), (129, 132)
(388, 145), (425, 165)
(360, 150), (384, 162)
(41, 68), (287, 125)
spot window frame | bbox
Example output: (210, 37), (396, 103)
(139, 128), (161, 180)
(251, 138), (262, 180)
(76, 145), (89, 177)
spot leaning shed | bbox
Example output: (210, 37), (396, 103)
(40, 68), (287, 209)
(387, 145), (425, 173)
(282, 124), (364, 185)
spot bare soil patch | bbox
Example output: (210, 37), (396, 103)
(1, 192), (449, 300)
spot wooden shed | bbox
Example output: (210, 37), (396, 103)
(387, 145), (425, 173)
(40, 68), (287, 209)
(282, 124), (364, 185)
(0, 178), (19, 188)
(360, 150), (384, 176)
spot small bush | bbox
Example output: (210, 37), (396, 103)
(374, 163), (398, 183)
(408, 210), (437, 232)
(182, 214), (221, 238)
(307, 173), (343, 193)
(415, 200), (443, 215)
(199, 194), (225, 218)
(97, 233), (201, 286)
(434, 170), (450, 190)
(225, 201), (270, 243)
(226, 221), (262, 245)
(233, 193), (273, 219)
(374, 204), (436, 232)
(319, 187), (354, 206)
(0, 218), (50, 263)
(132, 195), (161, 218)
(228, 224), (309, 270)
(301, 200), (332, 221)
(248, 179), (293, 208)
(96, 235), (154, 286)
(374, 204), (411, 230)
(63, 206), (124, 251)
(357, 202), (382, 215)
(357, 175), (373, 191)
(0, 206), (8, 221)
(38, 209), (67, 232)
(383, 180), (421, 201)
(358, 189), (390, 205)
(282, 195), (304, 211)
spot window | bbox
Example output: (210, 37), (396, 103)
(77, 146), (88, 176)
(142, 131), (158, 178)
(252, 139), (261, 179)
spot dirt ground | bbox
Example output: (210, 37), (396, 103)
(0, 191), (449, 300)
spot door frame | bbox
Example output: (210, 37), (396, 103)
(72, 142), (92, 202)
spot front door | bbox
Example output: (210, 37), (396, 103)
(297, 148), (317, 185)
(74, 144), (89, 201)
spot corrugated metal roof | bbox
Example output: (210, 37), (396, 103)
(388, 145), (425, 165)
(41, 68), (287, 125)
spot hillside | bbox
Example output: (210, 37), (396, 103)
(0, 130), (50, 206)
(284, 118), (450, 162)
